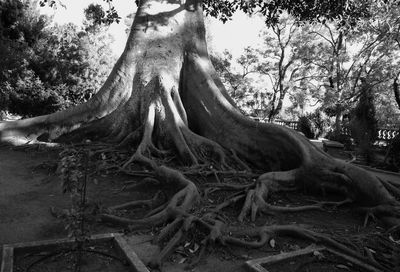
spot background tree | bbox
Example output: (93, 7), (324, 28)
(366, 0), (400, 124)
(0, 0), (64, 117)
(253, 15), (316, 121)
(211, 49), (263, 118)
(301, 21), (396, 135)
(0, 0), (116, 117)
(212, 15), (317, 121)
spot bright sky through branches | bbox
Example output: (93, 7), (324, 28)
(39, 0), (265, 57)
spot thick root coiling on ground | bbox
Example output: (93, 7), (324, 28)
(211, 169), (338, 222)
(101, 167), (199, 228)
(202, 160), (400, 228)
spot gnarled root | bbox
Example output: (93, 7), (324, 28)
(101, 165), (200, 230)
(148, 215), (388, 270)
(148, 213), (226, 269)
(358, 204), (400, 228)
(237, 169), (324, 222)
(203, 168), (356, 223)
(234, 162), (400, 227)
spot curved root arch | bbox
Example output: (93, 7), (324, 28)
(0, 53), (139, 144)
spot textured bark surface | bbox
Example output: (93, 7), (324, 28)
(1, 0), (399, 269)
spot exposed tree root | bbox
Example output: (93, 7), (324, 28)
(101, 168), (199, 230)
(358, 204), (400, 228)
(235, 169), (327, 221)
(223, 224), (386, 271)
(307, 198), (353, 208)
(108, 190), (165, 211)
(381, 178), (400, 199)
(139, 209), (389, 270)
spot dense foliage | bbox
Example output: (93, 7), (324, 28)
(203, 0), (371, 27)
(0, 0), (116, 118)
(39, 0), (373, 27)
(297, 116), (315, 139)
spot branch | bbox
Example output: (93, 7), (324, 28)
(344, 36), (383, 80)
(324, 23), (337, 48)
(310, 31), (335, 48)
(284, 23), (297, 47)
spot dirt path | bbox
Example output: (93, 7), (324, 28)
(0, 146), (67, 244)
(0, 146), (134, 245)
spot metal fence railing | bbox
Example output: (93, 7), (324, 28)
(267, 119), (399, 143)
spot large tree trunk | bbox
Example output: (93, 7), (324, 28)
(1, 0), (399, 268)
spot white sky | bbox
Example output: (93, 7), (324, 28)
(40, 1), (265, 57)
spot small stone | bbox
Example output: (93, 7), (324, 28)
(313, 250), (325, 260)
(336, 264), (349, 270)
(269, 239), (276, 248)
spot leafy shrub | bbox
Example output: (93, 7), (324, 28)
(298, 116), (315, 139)
(0, 76), (71, 117)
(306, 110), (330, 138)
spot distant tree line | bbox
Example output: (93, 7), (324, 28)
(211, 2), (400, 135)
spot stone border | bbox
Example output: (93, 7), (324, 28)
(1, 233), (149, 272)
(245, 245), (381, 272)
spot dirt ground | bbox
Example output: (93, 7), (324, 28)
(1, 145), (400, 272)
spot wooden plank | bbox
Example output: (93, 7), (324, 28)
(11, 233), (116, 255)
(114, 235), (150, 272)
(246, 245), (382, 272)
(2, 233), (123, 272)
(245, 263), (266, 272)
(326, 248), (382, 272)
(245, 245), (324, 272)
(1, 246), (13, 272)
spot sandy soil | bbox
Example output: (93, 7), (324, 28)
(0, 146), (67, 244)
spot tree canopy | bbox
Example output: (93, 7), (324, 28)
(39, 0), (373, 26)
(203, 0), (371, 26)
